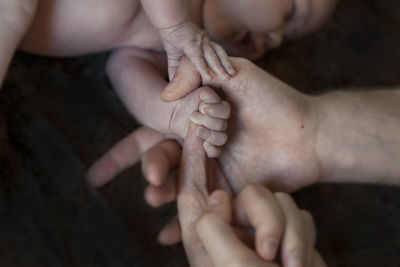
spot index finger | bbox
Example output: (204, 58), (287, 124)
(178, 122), (211, 266)
(178, 122), (208, 196)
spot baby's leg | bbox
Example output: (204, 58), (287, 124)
(106, 48), (230, 157)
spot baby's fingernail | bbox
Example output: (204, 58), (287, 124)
(199, 103), (210, 114)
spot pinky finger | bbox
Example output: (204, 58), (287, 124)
(213, 43), (235, 76)
(204, 141), (221, 158)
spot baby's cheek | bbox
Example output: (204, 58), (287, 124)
(205, 19), (235, 43)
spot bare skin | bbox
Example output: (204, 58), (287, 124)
(140, 0), (234, 80)
(0, 0), (37, 85)
(1, 0), (336, 158)
(87, 57), (400, 244)
(178, 123), (326, 267)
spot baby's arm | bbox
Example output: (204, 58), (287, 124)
(0, 0), (37, 86)
(106, 48), (230, 157)
(140, 0), (235, 81)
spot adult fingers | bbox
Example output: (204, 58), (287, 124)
(158, 216), (182, 246)
(301, 210), (317, 266)
(144, 170), (178, 208)
(234, 184), (285, 261)
(275, 193), (308, 267)
(177, 123), (210, 266)
(196, 191), (258, 267)
(86, 127), (164, 187)
(141, 139), (181, 187)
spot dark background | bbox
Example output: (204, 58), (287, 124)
(1, 0), (400, 266)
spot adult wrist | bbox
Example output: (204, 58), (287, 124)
(313, 90), (400, 185)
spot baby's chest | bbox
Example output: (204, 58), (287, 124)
(20, 0), (163, 56)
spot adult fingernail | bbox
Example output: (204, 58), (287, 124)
(208, 191), (225, 206)
(288, 253), (303, 267)
(208, 197), (221, 206)
(262, 239), (278, 259)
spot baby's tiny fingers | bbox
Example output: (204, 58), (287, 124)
(196, 126), (228, 146)
(213, 43), (236, 76)
(203, 41), (230, 80)
(191, 111), (228, 132)
(184, 40), (212, 82)
(204, 141), (221, 158)
(199, 101), (231, 120)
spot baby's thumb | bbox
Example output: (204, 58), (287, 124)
(162, 57), (202, 102)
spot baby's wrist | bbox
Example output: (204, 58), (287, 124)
(157, 15), (192, 31)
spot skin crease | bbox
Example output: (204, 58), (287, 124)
(14, 0), (335, 158)
(19, 0), (336, 58)
(177, 124), (327, 267)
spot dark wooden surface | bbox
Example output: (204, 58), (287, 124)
(1, 0), (400, 266)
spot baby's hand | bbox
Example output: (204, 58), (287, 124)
(159, 19), (235, 81)
(169, 86), (230, 158)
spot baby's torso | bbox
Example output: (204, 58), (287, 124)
(20, 0), (163, 56)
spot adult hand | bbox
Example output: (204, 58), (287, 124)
(87, 56), (321, 191)
(178, 123), (326, 267)
(87, 56), (323, 242)
(162, 56), (322, 193)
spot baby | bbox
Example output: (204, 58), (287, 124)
(1, 0), (337, 157)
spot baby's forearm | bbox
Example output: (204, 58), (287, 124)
(140, 0), (190, 29)
(0, 0), (37, 87)
(314, 89), (400, 185)
(106, 49), (174, 134)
